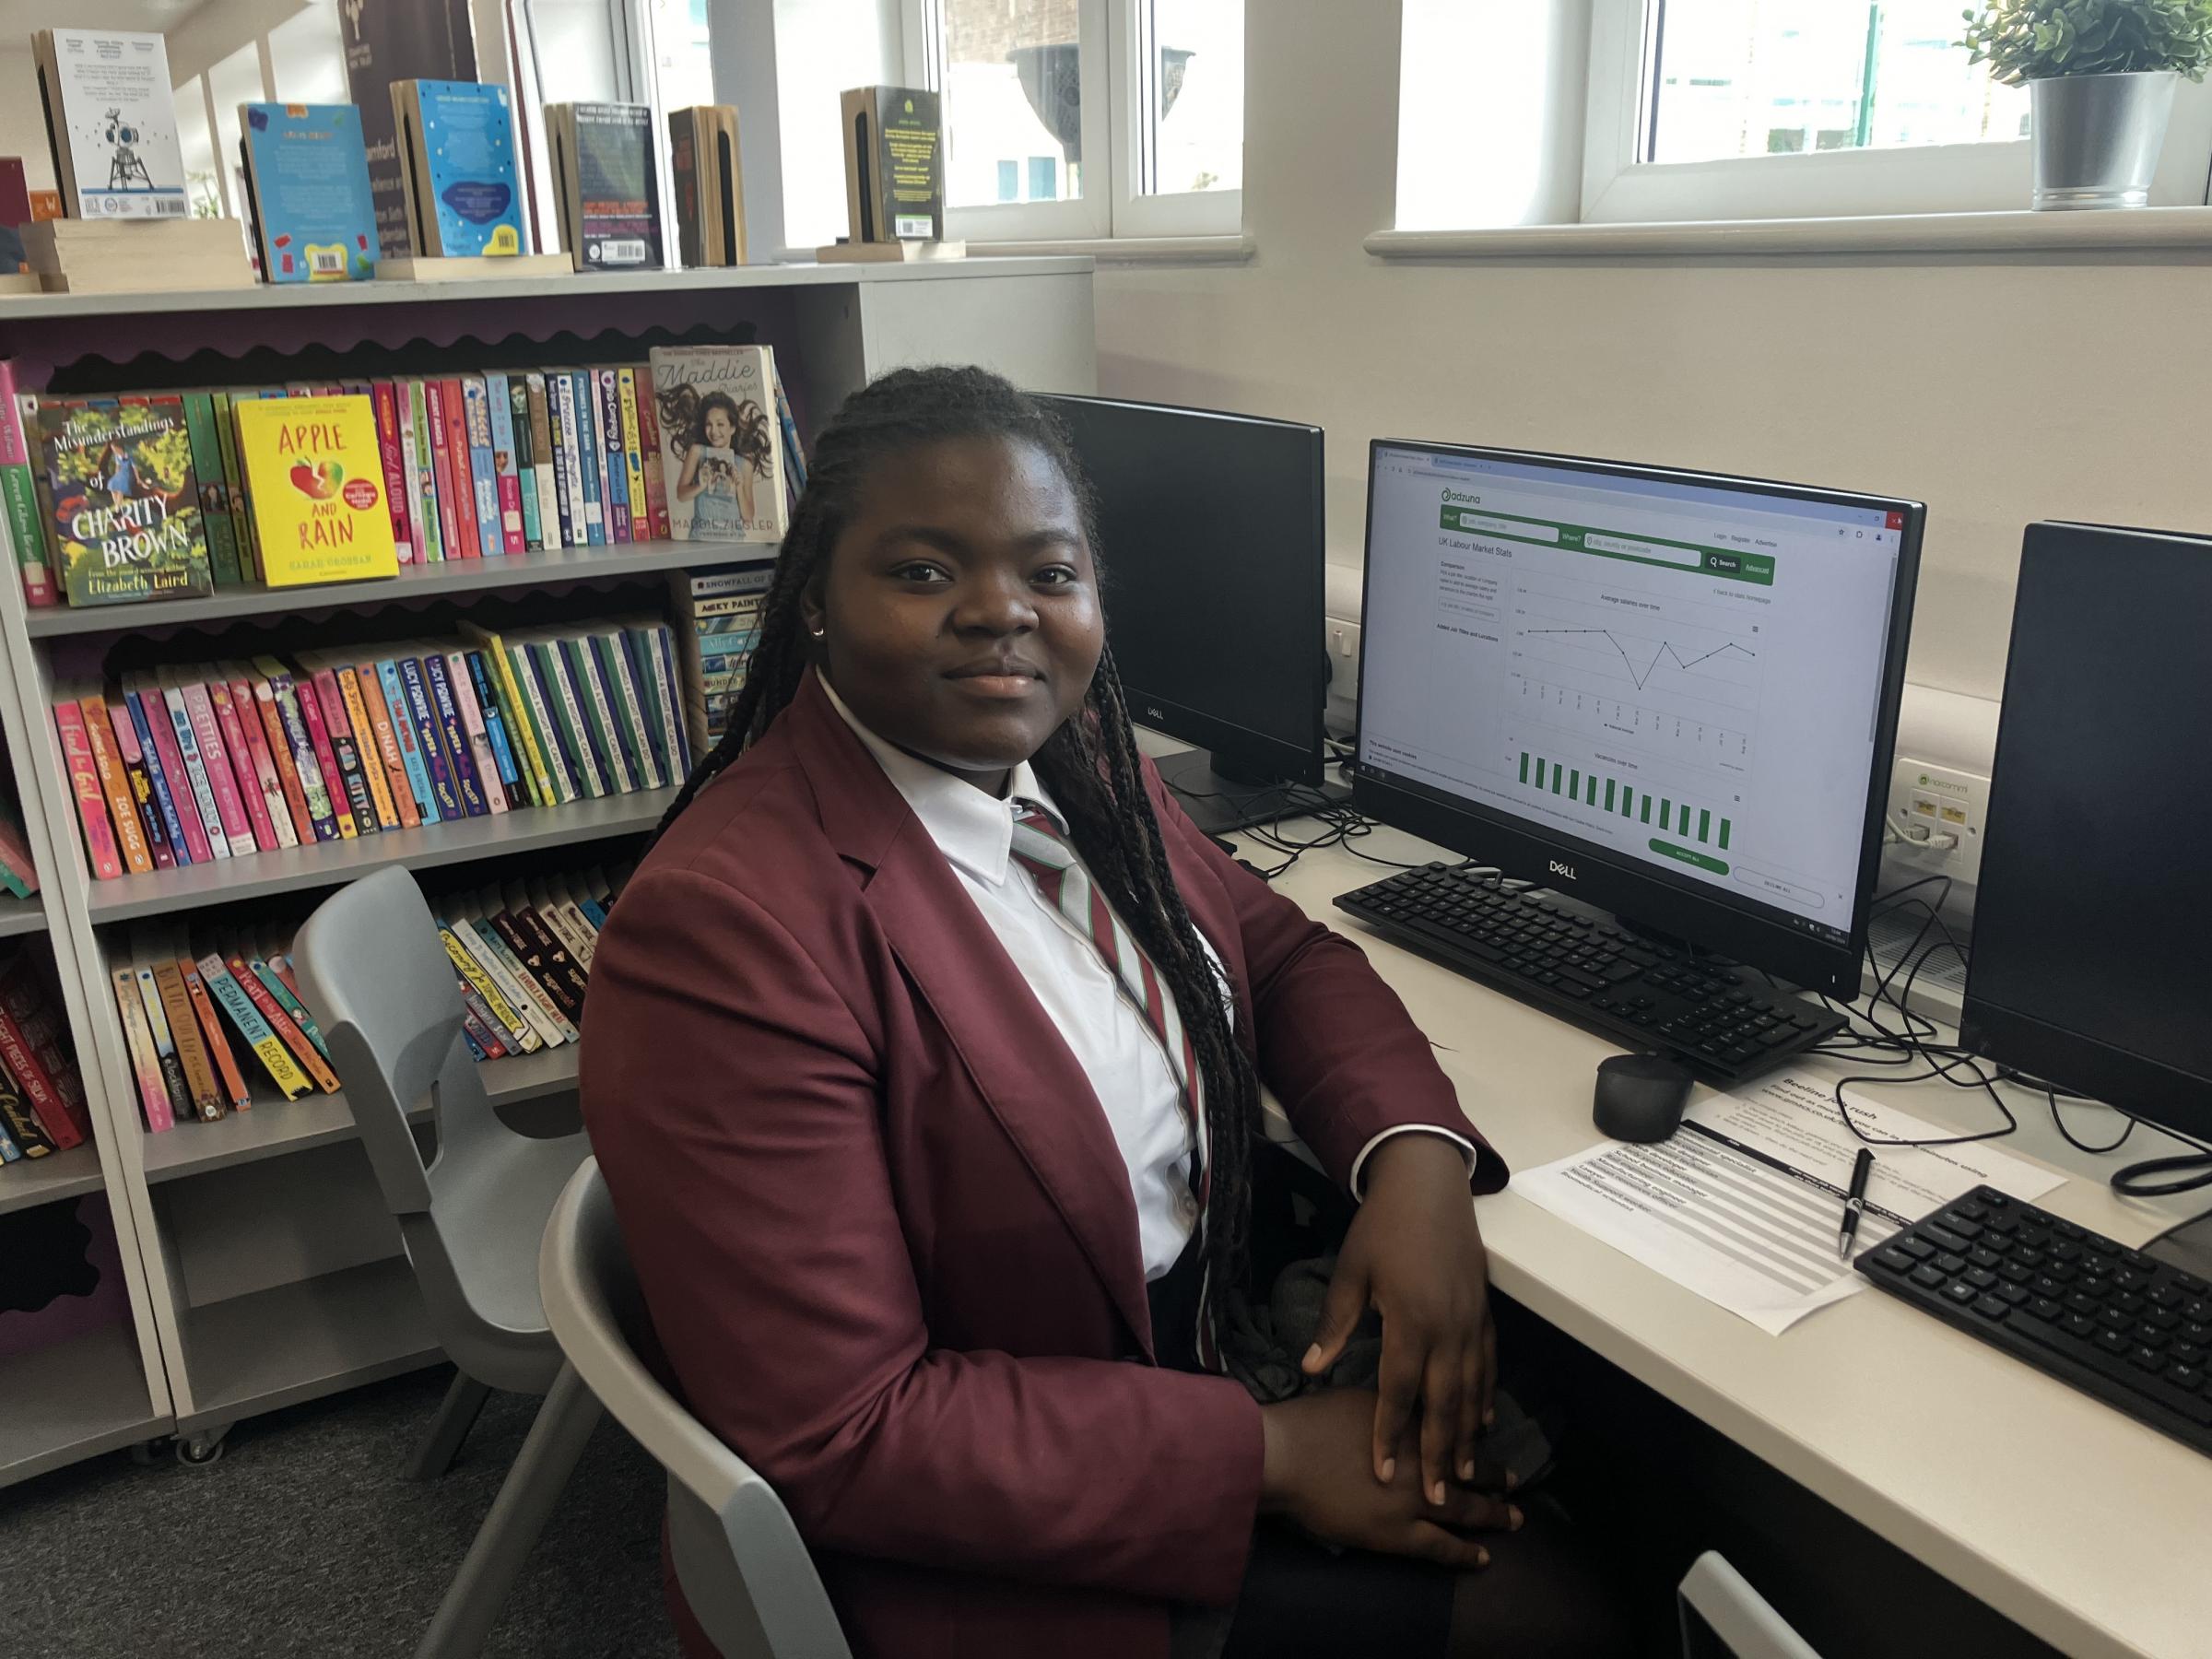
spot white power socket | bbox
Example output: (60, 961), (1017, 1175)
(1887, 755), (1989, 886)
(1324, 617), (1361, 738)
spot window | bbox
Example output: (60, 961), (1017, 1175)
(1643, 3), (2029, 165)
(910, 0), (1241, 241)
(1397, 0), (2212, 231)
(1583, 0), (2212, 222)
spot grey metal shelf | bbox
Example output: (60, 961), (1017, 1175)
(0, 1140), (106, 1216)
(87, 786), (677, 924)
(0, 893), (44, 937)
(25, 540), (776, 638)
(175, 1254), (439, 1436)
(0, 1323), (166, 1488)
(140, 1045), (578, 1184)
(0, 254), (1088, 325)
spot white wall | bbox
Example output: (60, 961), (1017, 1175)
(1089, 1), (2212, 703)
(2, 45), (55, 192)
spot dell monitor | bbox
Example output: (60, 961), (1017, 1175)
(1962, 522), (2212, 1155)
(1353, 441), (1922, 997)
(1040, 394), (1332, 834)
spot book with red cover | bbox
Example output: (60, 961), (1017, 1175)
(424, 377), (467, 559)
(224, 952), (340, 1093)
(288, 670), (358, 839)
(301, 665), (379, 836)
(77, 696), (152, 875)
(207, 677), (281, 853)
(371, 381), (415, 563)
(0, 966), (86, 1149)
(247, 669), (316, 845)
(437, 378), (481, 559)
(223, 665), (297, 850)
(53, 700), (122, 881)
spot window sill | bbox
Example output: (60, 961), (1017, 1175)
(967, 233), (1254, 265)
(1366, 206), (2212, 260)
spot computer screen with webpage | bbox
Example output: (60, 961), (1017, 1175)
(1358, 444), (1905, 948)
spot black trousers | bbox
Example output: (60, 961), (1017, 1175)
(1151, 1152), (1641, 1659)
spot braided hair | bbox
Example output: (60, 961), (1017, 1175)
(654, 364), (1265, 1305)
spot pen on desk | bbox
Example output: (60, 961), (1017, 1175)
(1838, 1146), (1875, 1260)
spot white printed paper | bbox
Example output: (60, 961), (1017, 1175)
(1515, 1071), (2066, 1334)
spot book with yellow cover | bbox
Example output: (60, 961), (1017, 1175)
(232, 394), (399, 586)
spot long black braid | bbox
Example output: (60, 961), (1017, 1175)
(653, 364), (1265, 1307)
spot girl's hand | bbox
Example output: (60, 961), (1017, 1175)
(1302, 1134), (1494, 1505)
(1259, 1388), (1518, 1568)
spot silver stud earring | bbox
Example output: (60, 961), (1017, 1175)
(810, 625), (826, 638)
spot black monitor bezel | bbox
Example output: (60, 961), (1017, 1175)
(1350, 438), (1924, 997)
(1959, 521), (2212, 1139)
(1039, 393), (1328, 788)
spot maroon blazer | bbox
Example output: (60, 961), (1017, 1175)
(580, 670), (1502, 1659)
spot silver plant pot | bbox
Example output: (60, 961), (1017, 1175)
(2030, 69), (2178, 209)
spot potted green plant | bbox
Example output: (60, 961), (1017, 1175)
(1963, 0), (2212, 207)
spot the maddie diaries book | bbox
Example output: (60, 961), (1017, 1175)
(391, 79), (525, 258)
(33, 397), (212, 606)
(238, 102), (380, 282)
(645, 346), (786, 544)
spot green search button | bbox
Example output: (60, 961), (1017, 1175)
(1650, 838), (1729, 875)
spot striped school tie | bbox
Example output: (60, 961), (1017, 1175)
(1008, 802), (1220, 1370)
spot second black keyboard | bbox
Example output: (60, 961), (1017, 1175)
(1334, 863), (1844, 1086)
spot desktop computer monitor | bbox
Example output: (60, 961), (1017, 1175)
(1038, 394), (1330, 834)
(1353, 441), (1923, 997)
(1961, 522), (2212, 1144)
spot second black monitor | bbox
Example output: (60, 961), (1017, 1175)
(1040, 394), (1329, 834)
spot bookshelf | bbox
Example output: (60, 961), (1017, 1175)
(0, 257), (1096, 1477)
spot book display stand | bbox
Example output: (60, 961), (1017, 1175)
(0, 255), (1095, 1476)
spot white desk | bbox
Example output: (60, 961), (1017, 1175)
(1244, 819), (2212, 1659)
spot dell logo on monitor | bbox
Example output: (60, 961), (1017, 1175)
(1145, 704), (1167, 722)
(1548, 859), (1578, 880)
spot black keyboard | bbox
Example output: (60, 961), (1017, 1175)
(1858, 1187), (2212, 1456)
(1333, 864), (1844, 1086)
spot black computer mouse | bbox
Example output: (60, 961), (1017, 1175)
(1593, 1053), (1695, 1143)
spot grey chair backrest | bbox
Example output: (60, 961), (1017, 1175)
(293, 866), (524, 1360)
(540, 1159), (853, 1659)
(1678, 1552), (1824, 1659)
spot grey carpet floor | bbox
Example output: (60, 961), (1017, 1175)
(2, 1365), (677, 1659)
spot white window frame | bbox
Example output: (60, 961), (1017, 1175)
(1580, 0), (2212, 224)
(901, 0), (1241, 243)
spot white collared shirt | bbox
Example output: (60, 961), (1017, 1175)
(823, 679), (1472, 1281)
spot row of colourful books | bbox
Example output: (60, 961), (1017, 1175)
(53, 621), (694, 883)
(1, 344), (806, 609)
(118, 864), (625, 1131)
(0, 948), (93, 1166)
(110, 928), (327, 1129)
(431, 866), (627, 1065)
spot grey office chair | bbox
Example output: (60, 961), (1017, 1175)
(541, 1159), (853, 1659)
(293, 865), (601, 1659)
(1677, 1552), (1824, 1659)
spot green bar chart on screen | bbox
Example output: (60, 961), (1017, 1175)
(1514, 750), (1735, 868)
